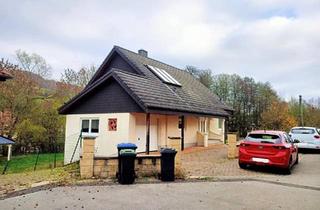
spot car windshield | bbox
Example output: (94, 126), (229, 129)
(246, 133), (281, 144)
(291, 128), (315, 134)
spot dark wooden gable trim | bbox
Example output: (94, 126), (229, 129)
(87, 46), (144, 86)
(63, 77), (144, 114)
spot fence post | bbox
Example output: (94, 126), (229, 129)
(53, 143), (57, 168)
(34, 148), (40, 171)
(80, 137), (96, 178)
(2, 161), (9, 175)
(227, 133), (238, 159)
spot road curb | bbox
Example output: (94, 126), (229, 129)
(1, 176), (319, 200)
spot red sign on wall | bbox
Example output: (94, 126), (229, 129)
(108, 118), (117, 131)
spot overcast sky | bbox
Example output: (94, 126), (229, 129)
(0, 0), (319, 100)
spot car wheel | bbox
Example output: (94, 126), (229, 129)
(283, 167), (291, 175)
(283, 157), (292, 175)
(239, 162), (247, 169)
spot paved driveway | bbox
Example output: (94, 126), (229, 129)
(181, 145), (265, 177)
(182, 146), (320, 188)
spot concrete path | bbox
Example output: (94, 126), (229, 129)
(0, 180), (319, 210)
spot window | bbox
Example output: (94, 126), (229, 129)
(291, 128), (315, 134)
(246, 134), (281, 144)
(283, 134), (291, 143)
(91, 119), (99, 133)
(218, 119), (223, 129)
(146, 65), (181, 86)
(81, 120), (89, 133)
(81, 119), (99, 134)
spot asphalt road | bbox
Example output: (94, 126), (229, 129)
(0, 153), (319, 210)
(258, 152), (320, 188)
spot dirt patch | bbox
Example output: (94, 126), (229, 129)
(0, 163), (79, 198)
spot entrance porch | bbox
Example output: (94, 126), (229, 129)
(130, 113), (226, 154)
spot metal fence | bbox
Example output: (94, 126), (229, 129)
(0, 142), (64, 175)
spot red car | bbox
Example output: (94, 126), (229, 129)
(239, 130), (299, 173)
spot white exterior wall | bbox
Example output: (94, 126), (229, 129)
(64, 113), (132, 164)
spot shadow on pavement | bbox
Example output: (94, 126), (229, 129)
(298, 149), (320, 154)
(241, 165), (290, 175)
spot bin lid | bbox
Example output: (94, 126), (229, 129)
(117, 143), (137, 150)
(160, 148), (177, 154)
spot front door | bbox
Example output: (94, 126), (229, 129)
(135, 114), (158, 152)
(150, 117), (158, 151)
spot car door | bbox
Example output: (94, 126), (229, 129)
(284, 133), (297, 165)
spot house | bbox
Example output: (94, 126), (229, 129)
(59, 46), (232, 164)
(0, 68), (13, 81)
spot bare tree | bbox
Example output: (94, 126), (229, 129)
(15, 49), (52, 79)
(61, 65), (96, 88)
(185, 66), (213, 89)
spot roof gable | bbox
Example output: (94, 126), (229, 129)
(88, 48), (143, 86)
(59, 71), (145, 114)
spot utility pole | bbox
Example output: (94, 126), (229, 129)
(299, 95), (304, 127)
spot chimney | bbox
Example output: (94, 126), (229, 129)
(138, 49), (148, 57)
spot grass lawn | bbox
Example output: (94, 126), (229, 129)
(0, 153), (64, 174)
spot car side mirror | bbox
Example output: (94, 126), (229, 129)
(293, 139), (300, 143)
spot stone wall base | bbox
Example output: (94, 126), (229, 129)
(93, 156), (161, 179)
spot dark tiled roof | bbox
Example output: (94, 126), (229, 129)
(59, 46), (232, 116)
(113, 70), (229, 116)
(0, 69), (13, 80)
(114, 46), (232, 116)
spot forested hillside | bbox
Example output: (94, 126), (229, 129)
(0, 51), (93, 153)
(186, 66), (320, 137)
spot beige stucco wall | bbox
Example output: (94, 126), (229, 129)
(64, 113), (133, 164)
(184, 116), (198, 147)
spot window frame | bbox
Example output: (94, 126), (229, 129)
(80, 118), (100, 136)
(218, 118), (223, 129)
(283, 133), (293, 143)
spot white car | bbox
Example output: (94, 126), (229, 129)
(289, 127), (320, 150)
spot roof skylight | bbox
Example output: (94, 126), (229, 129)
(146, 65), (181, 86)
